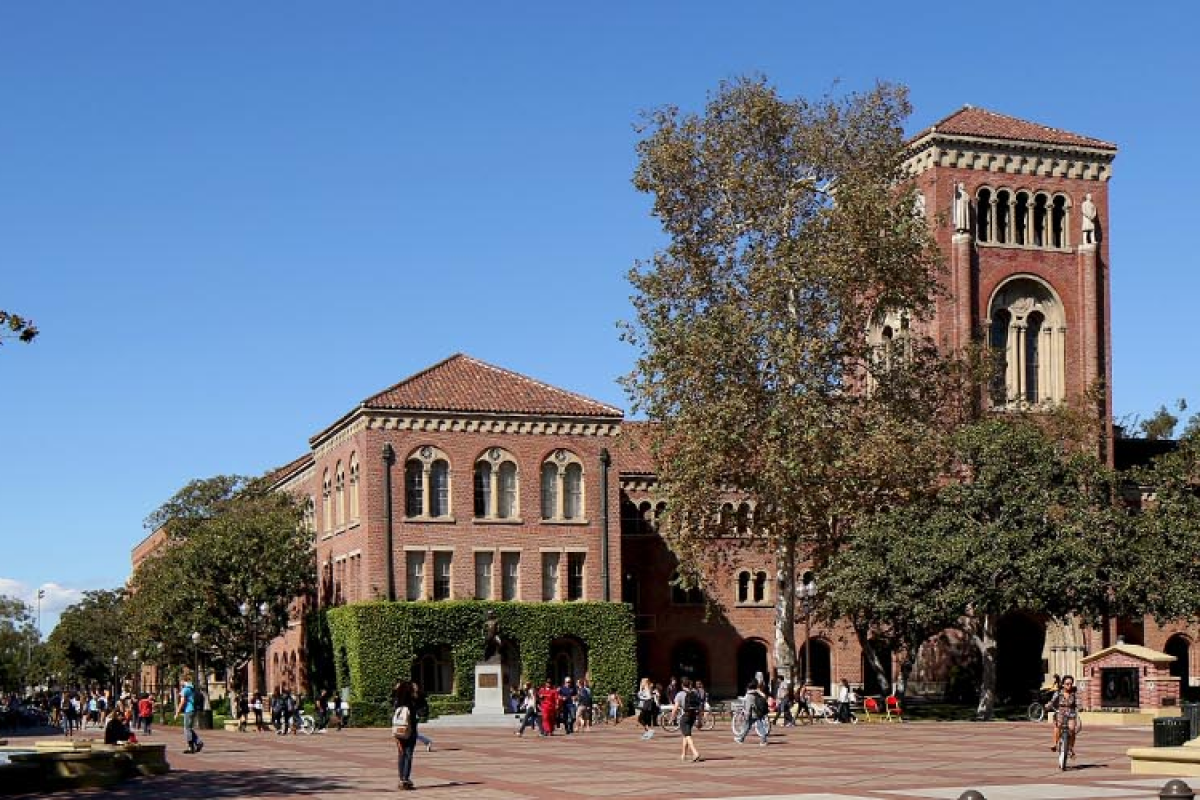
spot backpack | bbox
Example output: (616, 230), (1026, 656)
(683, 689), (701, 714)
(751, 691), (768, 718)
(391, 705), (411, 739)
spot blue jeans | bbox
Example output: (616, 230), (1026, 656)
(183, 711), (203, 749)
(397, 737), (416, 782)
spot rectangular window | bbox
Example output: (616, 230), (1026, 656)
(433, 551), (452, 601)
(567, 552), (585, 601)
(502, 552), (520, 601)
(474, 552), (494, 600)
(405, 551), (425, 601)
(541, 552), (560, 602)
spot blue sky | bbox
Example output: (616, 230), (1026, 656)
(2, 3), (1197, 635)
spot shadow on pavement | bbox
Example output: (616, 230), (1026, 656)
(15, 768), (351, 799)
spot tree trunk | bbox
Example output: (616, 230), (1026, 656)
(971, 613), (998, 720)
(855, 622), (891, 696)
(774, 538), (798, 682)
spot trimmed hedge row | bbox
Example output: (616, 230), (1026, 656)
(325, 600), (637, 714)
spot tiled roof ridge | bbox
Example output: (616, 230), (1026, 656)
(364, 353), (623, 417)
(913, 104), (1117, 150)
(265, 452), (314, 487)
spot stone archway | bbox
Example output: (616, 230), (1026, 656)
(736, 639), (769, 693)
(1166, 634), (1191, 699)
(411, 645), (454, 695)
(997, 611), (1045, 704)
(670, 639), (710, 686)
(548, 636), (587, 684)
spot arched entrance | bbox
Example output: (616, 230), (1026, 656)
(412, 645), (454, 694)
(1166, 635), (1191, 699)
(996, 612), (1045, 704)
(736, 639), (769, 692)
(548, 636), (587, 684)
(797, 639), (832, 696)
(670, 639), (710, 686)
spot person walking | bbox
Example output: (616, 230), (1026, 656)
(412, 682), (434, 752)
(674, 677), (702, 763)
(636, 677), (656, 739)
(174, 673), (205, 754)
(515, 682), (538, 737)
(735, 680), (769, 746)
(137, 694), (154, 736)
(391, 680), (419, 790)
(558, 676), (579, 735)
(536, 678), (559, 736)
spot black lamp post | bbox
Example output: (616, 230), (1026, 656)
(190, 631), (201, 700)
(239, 601), (270, 694)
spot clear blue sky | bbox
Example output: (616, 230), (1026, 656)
(3, 2), (1197, 635)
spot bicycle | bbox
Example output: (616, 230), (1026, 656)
(730, 698), (772, 741)
(1027, 688), (1054, 722)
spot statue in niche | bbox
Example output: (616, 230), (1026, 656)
(482, 611), (503, 663)
(953, 182), (970, 233)
(1081, 193), (1098, 244)
(913, 190), (926, 218)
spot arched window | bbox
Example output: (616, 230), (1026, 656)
(334, 461), (345, 527)
(303, 496), (315, 534)
(322, 469), (332, 532)
(1014, 191), (1030, 245)
(975, 188), (993, 242)
(1051, 194), (1069, 248)
(348, 453), (359, 522)
(1032, 193), (1049, 246)
(735, 503), (752, 535)
(995, 190), (1012, 243)
(475, 447), (519, 520)
(988, 277), (1066, 407)
(737, 571), (751, 604)
(752, 571), (767, 604)
(540, 450), (585, 522)
(404, 446), (452, 519)
(671, 570), (704, 605)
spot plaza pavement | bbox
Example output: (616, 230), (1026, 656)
(9, 716), (1197, 800)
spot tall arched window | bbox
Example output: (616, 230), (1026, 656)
(405, 446), (452, 519)
(334, 461), (345, 527)
(988, 277), (1066, 408)
(475, 447), (519, 520)
(540, 450), (585, 522)
(348, 453), (359, 522)
(322, 469), (332, 532)
(975, 188), (993, 242)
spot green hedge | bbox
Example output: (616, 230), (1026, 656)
(325, 600), (637, 715)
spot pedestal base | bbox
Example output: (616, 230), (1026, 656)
(472, 662), (507, 716)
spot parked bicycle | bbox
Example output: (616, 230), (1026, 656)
(660, 703), (717, 733)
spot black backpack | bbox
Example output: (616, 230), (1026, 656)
(751, 691), (768, 718)
(683, 689), (701, 714)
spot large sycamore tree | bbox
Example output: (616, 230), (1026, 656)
(624, 76), (970, 681)
(124, 475), (315, 690)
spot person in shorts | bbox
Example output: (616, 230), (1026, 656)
(674, 677), (702, 763)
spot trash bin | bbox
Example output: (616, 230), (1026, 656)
(197, 709), (214, 730)
(1154, 716), (1191, 747)
(1182, 703), (1200, 740)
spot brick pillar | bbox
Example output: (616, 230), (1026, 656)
(952, 232), (973, 350)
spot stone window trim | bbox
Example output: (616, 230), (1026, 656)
(973, 184), (1073, 250)
(540, 449), (587, 523)
(405, 445), (453, 520)
(348, 452), (360, 523)
(335, 460), (346, 528)
(322, 469), (333, 533)
(987, 274), (1067, 409)
(735, 569), (772, 607)
(473, 446), (520, 521)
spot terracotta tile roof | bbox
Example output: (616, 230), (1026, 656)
(616, 421), (659, 474)
(912, 106), (1116, 151)
(363, 354), (623, 418)
(265, 452), (314, 488)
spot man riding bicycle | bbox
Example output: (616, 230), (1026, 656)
(1046, 674), (1079, 760)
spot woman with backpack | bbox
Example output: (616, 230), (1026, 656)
(674, 677), (702, 763)
(391, 680), (419, 791)
(635, 677), (656, 740)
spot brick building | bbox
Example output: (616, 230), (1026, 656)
(141, 106), (1200, 704)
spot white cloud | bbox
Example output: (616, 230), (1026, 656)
(0, 578), (85, 636)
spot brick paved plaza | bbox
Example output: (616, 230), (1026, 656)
(8, 718), (1197, 800)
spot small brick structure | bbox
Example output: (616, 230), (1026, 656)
(1079, 643), (1179, 710)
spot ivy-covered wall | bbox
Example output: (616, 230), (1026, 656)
(325, 600), (637, 714)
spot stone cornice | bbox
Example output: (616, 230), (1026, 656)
(904, 133), (1114, 182)
(311, 414), (370, 458)
(363, 411), (622, 439)
(276, 462), (315, 493)
(619, 474), (658, 493)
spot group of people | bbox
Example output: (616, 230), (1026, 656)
(514, 676), (607, 737)
(49, 689), (157, 738)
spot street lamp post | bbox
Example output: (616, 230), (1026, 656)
(131, 650), (141, 697)
(112, 655), (121, 703)
(798, 571), (818, 687)
(190, 631), (202, 701)
(239, 601), (270, 695)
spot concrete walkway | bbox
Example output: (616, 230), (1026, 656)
(7, 718), (1195, 799)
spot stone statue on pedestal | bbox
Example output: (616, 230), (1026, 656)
(1081, 193), (1098, 245)
(482, 611), (503, 664)
(953, 182), (970, 234)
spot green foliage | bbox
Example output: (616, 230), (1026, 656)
(0, 310), (38, 345)
(1140, 400), (1186, 440)
(124, 474), (316, 686)
(45, 590), (127, 688)
(0, 595), (39, 691)
(325, 601), (636, 716)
